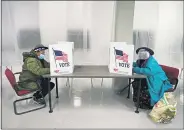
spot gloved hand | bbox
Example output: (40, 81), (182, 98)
(133, 67), (140, 73)
(133, 62), (137, 67)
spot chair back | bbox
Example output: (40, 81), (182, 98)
(160, 65), (179, 85)
(5, 68), (17, 91)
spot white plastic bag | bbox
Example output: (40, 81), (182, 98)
(149, 92), (177, 124)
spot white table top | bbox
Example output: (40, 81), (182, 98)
(43, 65), (146, 79)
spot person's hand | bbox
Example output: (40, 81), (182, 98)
(133, 62), (137, 67)
(132, 68), (135, 73)
(133, 67), (139, 73)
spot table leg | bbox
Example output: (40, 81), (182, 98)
(65, 78), (68, 87)
(55, 78), (59, 98)
(100, 78), (104, 106)
(91, 78), (94, 88)
(127, 78), (131, 99)
(89, 78), (93, 107)
(48, 78), (53, 113)
(101, 78), (103, 86)
(70, 78), (73, 88)
(66, 78), (70, 87)
(69, 78), (73, 98)
(135, 79), (141, 113)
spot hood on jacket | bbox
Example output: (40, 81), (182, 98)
(22, 50), (38, 62)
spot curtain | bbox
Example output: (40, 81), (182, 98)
(2, 1), (115, 68)
(39, 1), (115, 65)
(133, 1), (183, 68)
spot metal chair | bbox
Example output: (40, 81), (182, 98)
(5, 68), (46, 115)
(160, 65), (179, 92)
(119, 64), (180, 97)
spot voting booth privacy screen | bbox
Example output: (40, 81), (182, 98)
(109, 42), (134, 75)
(49, 42), (74, 75)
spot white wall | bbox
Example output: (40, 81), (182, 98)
(133, 1), (159, 31)
(133, 1), (183, 68)
(0, 1), (2, 127)
(2, 1), (115, 79)
(2, 1), (40, 66)
(113, 1), (135, 90)
(9, 1), (40, 33)
(39, 1), (67, 45)
(2, 1), (183, 68)
(154, 1), (183, 68)
(84, 1), (114, 65)
(10, 1), (40, 61)
(2, 2), (16, 51)
(39, 1), (115, 65)
(2, 1), (40, 93)
(115, 1), (135, 44)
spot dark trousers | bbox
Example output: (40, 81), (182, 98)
(33, 79), (55, 99)
(132, 79), (152, 109)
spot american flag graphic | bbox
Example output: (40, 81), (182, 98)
(53, 49), (68, 62)
(114, 49), (129, 63)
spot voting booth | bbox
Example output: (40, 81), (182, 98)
(49, 42), (74, 75)
(109, 42), (134, 75)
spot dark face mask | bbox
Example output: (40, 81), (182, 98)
(136, 59), (146, 67)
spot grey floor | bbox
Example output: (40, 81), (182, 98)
(1, 77), (184, 129)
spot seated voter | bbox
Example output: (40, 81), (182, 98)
(19, 44), (55, 105)
(132, 47), (172, 107)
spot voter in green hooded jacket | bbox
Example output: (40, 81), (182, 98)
(19, 44), (55, 105)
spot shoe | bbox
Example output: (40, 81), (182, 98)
(33, 96), (46, 105)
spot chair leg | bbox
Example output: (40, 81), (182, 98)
(127, 78), (132, 98)
(118, 80), (135, 95)
(118, 85), (129, 94)
(13, 96), (46, 115)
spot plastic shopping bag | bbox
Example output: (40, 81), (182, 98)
(149, 92), (177, 124)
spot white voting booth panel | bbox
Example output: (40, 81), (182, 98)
(109, 42), (134, 75)
(49, 42), (74, 75)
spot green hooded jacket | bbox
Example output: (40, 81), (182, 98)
(18, 50), (50, 90)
